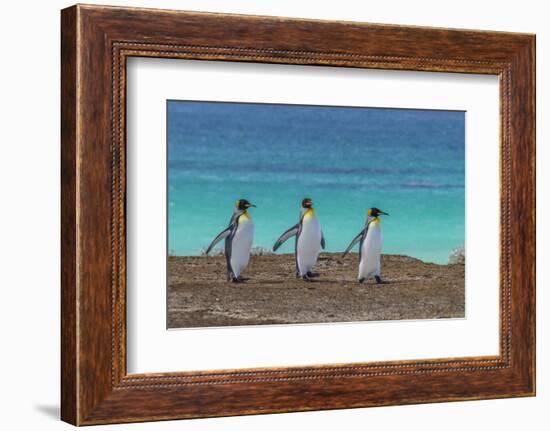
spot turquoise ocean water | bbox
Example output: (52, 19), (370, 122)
(168, 101), (465, 264)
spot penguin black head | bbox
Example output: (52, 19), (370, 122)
(302, 198), (313, 209)
(368, 207), (389, 217)
(236, 199), (256, 211)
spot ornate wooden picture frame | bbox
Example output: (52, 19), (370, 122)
(61, 4), (535, 425)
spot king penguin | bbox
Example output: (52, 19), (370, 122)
(205, 199), (256, 283)
(272, 198), (325, 281)
(342, 207), (389, 284)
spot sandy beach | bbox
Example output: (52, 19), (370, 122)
(167, 253), (465, 328)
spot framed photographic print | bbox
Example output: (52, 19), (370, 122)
(61, 4), (535, 425)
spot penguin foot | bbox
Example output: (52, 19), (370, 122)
(375, 275), (388, 284)
(358, 278), (365, 284)
(229, 275), (244, 283)
(302, 274), (313, 282)
(306, 271), (320, 278)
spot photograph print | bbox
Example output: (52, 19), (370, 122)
(167, 100), (465, 328)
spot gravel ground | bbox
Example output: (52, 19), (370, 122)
(167, 253), (465, 328)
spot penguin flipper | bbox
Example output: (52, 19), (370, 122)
(272, 224), (299, 252)
(342, 228), (367, 258)
(205, 226), (233, 255)
(321, 231), (326, 249)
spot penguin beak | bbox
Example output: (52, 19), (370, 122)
(247, 203), (256, 208)
(379, 210), (389, 216)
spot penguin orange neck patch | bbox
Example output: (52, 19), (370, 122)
(303, 208), (316, 220)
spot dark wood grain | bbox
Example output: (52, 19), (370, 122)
(60, 5), (77, 425)
(61, 4), (535, 425)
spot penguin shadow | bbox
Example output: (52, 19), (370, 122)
(378, 279), (391, 285)
(296, 272), (323, 286)
(228, 277), (252, 285)
(296, 275), (341, 286)
(317, 276), (392, 287)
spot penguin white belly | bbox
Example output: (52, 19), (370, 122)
(230, 218), (254, 277)
(296, 217), (321, 276)
(359, 224), (383, 280)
